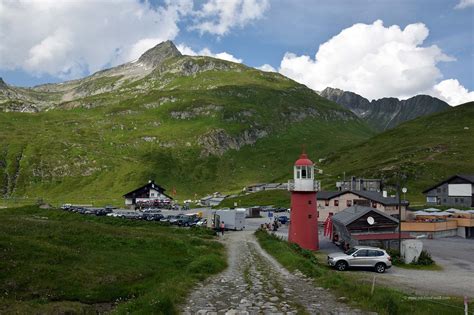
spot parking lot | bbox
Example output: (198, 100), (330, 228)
(373, 237), (474, 297)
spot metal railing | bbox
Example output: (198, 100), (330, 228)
(287, 180), (320, 191)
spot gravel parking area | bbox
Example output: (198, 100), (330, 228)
(375, 237), (474, 298)
(319, 235), (474, 298)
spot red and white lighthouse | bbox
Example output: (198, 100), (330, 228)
(288, 151), (320, 251)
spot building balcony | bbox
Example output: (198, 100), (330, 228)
(288, 180), (320, 192)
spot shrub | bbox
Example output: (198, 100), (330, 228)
(412, 250), (434, 266)
(387, 249), (403, 265)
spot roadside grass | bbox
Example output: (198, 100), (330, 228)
(256, 230), (470, 315)
(0, 206), (226, 314)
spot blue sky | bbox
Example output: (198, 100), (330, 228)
(0, 0), (473, 104)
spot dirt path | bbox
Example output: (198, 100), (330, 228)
(181, 231), (368, 314)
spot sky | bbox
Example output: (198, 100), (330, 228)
(0, 0), (473, 105)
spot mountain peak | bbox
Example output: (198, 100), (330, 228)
(137, 40), (182, 68)
(0, 77), (7, 89)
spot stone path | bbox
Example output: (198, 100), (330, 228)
(181, 231), (368, 314)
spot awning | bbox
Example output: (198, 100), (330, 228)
(352, 232), (413, 240)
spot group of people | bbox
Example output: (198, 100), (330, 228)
(260, 219), (280, 232)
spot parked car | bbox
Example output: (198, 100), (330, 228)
(176, 215), (197, 227)
(160, 215), (177, 223)
(143, 213), (164, 221)
(196, 218), (207, 227)
(169, 214), (186, 225)
(277, 215), (289, 224)
(327, 246), (392, 273)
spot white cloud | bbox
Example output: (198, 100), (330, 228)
(455, 0), (474, 9)
(0, 0), (267, 80)
(176, 44), (243, 63)
(432, 79), (474, 106)
(190, 0), (269, 35)
(0, 0), (191, 79)
(278, 20), (469, 103)
(256, 64), (276, 72)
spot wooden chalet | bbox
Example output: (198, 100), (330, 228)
(123, 180), (172, 208)
(331, 205), (412, 250)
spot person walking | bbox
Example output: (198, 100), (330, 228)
(220, 221), (225, 236)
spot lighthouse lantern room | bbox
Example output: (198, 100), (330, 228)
(288, 151), (320, 251)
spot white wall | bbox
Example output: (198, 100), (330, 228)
(448, 184), (472, 197)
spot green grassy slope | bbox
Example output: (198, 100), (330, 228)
(320, 102), (474, 203)
(0, 206), (226, 313)
(0, 56), (374, 206)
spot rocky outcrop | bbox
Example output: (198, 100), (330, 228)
(137, 40), (182, 68)
(320, 87), (450, 131)
(170, 105), (223, 119)
(197, 128), (268, 156)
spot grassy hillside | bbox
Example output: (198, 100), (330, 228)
(320, 102), (474, 203)
(0, 206), (226, 314)
(0, 54), (374, 206)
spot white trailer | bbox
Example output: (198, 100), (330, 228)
(207, 209), (246, 230)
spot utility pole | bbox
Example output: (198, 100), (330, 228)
(398, 175), (402, 254)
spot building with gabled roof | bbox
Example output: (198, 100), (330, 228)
(423, 174), (474, 207)
(316, 190), (408, 222)
(123, 180), (172, 208)
(331, 205), (411, 249)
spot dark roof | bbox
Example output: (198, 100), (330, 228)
(332, 205), (399, 226)
(123, 180), (172, 199)
(422, 174), (474, 194)
(317, 190), (408, 206)
(317, 191), (345, 199)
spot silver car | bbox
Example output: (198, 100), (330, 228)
(327, 246), (392, 273)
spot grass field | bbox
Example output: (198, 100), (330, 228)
(0, 206), (226, 314)
(256, 230), (471, 315)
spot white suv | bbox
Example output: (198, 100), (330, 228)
(327, 246), (392, 273)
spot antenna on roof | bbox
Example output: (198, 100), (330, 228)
(302, 144), (307, 154)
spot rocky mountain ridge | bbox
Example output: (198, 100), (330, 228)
(320, 87), (450, 131)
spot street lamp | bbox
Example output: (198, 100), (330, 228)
(398, 174), (406, 255)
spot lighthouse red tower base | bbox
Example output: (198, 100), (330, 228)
(288, 191), (319, 250)
(287, 151), (319, 251)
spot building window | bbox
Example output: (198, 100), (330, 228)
(325, 200), (329, 206)
(437, 188), (441, 193)
(347, 200), (352, 207)
(296, 169), (301, 179)
(455, 198), (458, 203)
(308, 200), (312, 205)
(334, 200), (339, 206)
(460, 198), (464, 203)
(426, 196), (437, 203)
(372, 202), (377, 208)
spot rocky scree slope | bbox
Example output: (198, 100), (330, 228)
(0, 41), (374, 203)
(320, 87), (450, 132)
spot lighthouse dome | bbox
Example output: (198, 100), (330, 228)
(295, 153), (313, 166)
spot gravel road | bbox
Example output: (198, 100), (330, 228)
(181, 230), (368, 314)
